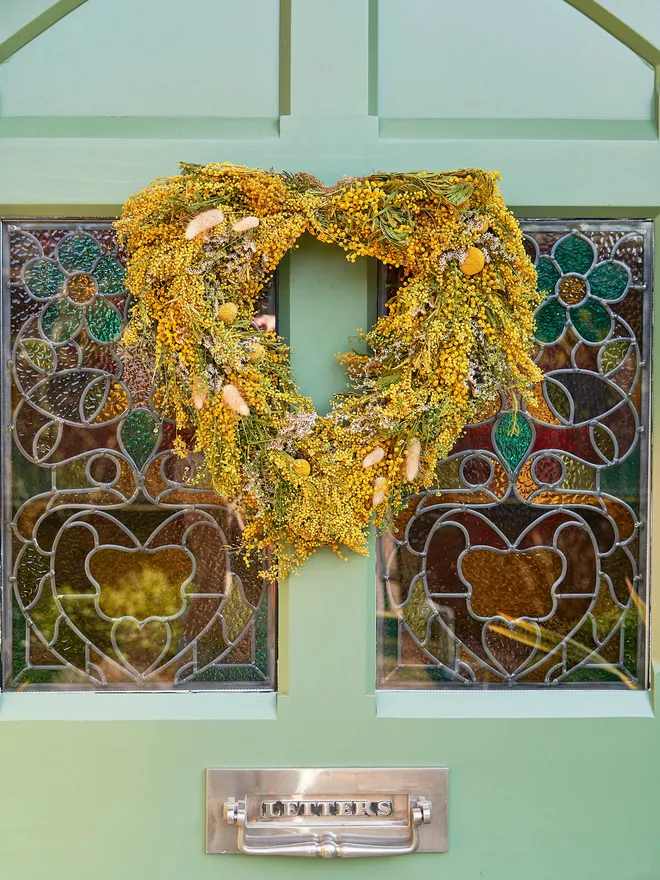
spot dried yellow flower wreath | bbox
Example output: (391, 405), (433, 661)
(116, 162), (542, 577)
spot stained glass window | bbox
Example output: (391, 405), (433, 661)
(1, 221), (276, 690)
(377, 220), (651, 689)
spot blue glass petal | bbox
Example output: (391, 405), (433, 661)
(120, 410), (160, 470)
(534, 299), (566, 344)
(94, 254), (126, 296)
(588, 261), (630, 301)
(494, 412), (532, 471)
(23, 259), (65, 300)
(57, 234), (102, 273)
(554, 234), (595, 276)
(536, 257), (560, 296)
(87, 299), (123, 343)
(42, 300), (83, 342)
(571, 300), (611, 343)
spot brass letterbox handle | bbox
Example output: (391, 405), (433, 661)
(223, 796), (432, 858)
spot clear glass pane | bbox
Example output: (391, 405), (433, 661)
(377, 220), (651, 689)
(2, 221), (276, 690)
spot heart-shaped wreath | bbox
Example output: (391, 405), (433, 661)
(116, 163), (542, 576)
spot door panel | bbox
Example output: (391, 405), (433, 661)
(378, 0), (655, 139)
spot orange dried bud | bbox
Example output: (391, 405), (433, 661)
(460, 247), (485, 276)
(292, 459), (311, 477)
(248, 342), (266, 362)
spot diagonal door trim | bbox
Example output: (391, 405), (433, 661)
(565, 0), (660, 136)
(0, 0), (88, 65)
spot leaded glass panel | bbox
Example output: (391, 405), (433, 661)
(377, 220), (651, 689)
(1, 221), (276, 690)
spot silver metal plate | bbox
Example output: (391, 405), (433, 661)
(206, 767), (448, 856)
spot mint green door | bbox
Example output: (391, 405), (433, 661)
(1, 1), (660, 878)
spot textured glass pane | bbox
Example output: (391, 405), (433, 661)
(377, 220), (651, 689)
(2, 221), (276, 690)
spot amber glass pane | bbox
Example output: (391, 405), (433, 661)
(378, 221), (650, 688)
(3, 221), (276, 690)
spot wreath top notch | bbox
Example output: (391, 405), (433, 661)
(116, 162), (542, 577)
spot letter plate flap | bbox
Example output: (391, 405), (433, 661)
(250, 792), (408, 823)
(207, 768), (448, 856)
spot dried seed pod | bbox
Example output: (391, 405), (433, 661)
(404, 438), (421, 481)
(222, 383), (250, 416)
(217, 302), (238, 325)
(185, 208), (225, 239)
(248, 342), (266, 362)
(232, 216), (260, 233)
(192, 376), (208, 410)
(362, 446), (385, 468)
(372, 476), (387, 507)
(459, 247), (486, 276)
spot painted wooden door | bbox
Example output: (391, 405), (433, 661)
(0, 1), (659, 878)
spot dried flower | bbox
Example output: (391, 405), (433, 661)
(372, 476), (387, 507)
(404, 439), (421, 481)
(292, 458), (311, 477)
(248, 341), (266, 362)
(362, 446), (385, 468)
(116, 161), (542, 579)
(232, 216), (260, 233)
(192, 376), (208, 410)
(217, 302), (238, 325)
(222, 383), (250, 416)
(226, 500), (246, 532)
(185, 208), (225, 239)
(460, 247), (486, 276)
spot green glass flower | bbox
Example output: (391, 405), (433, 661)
(532, 232), (630, 345)
(22, 232), (126, 344)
